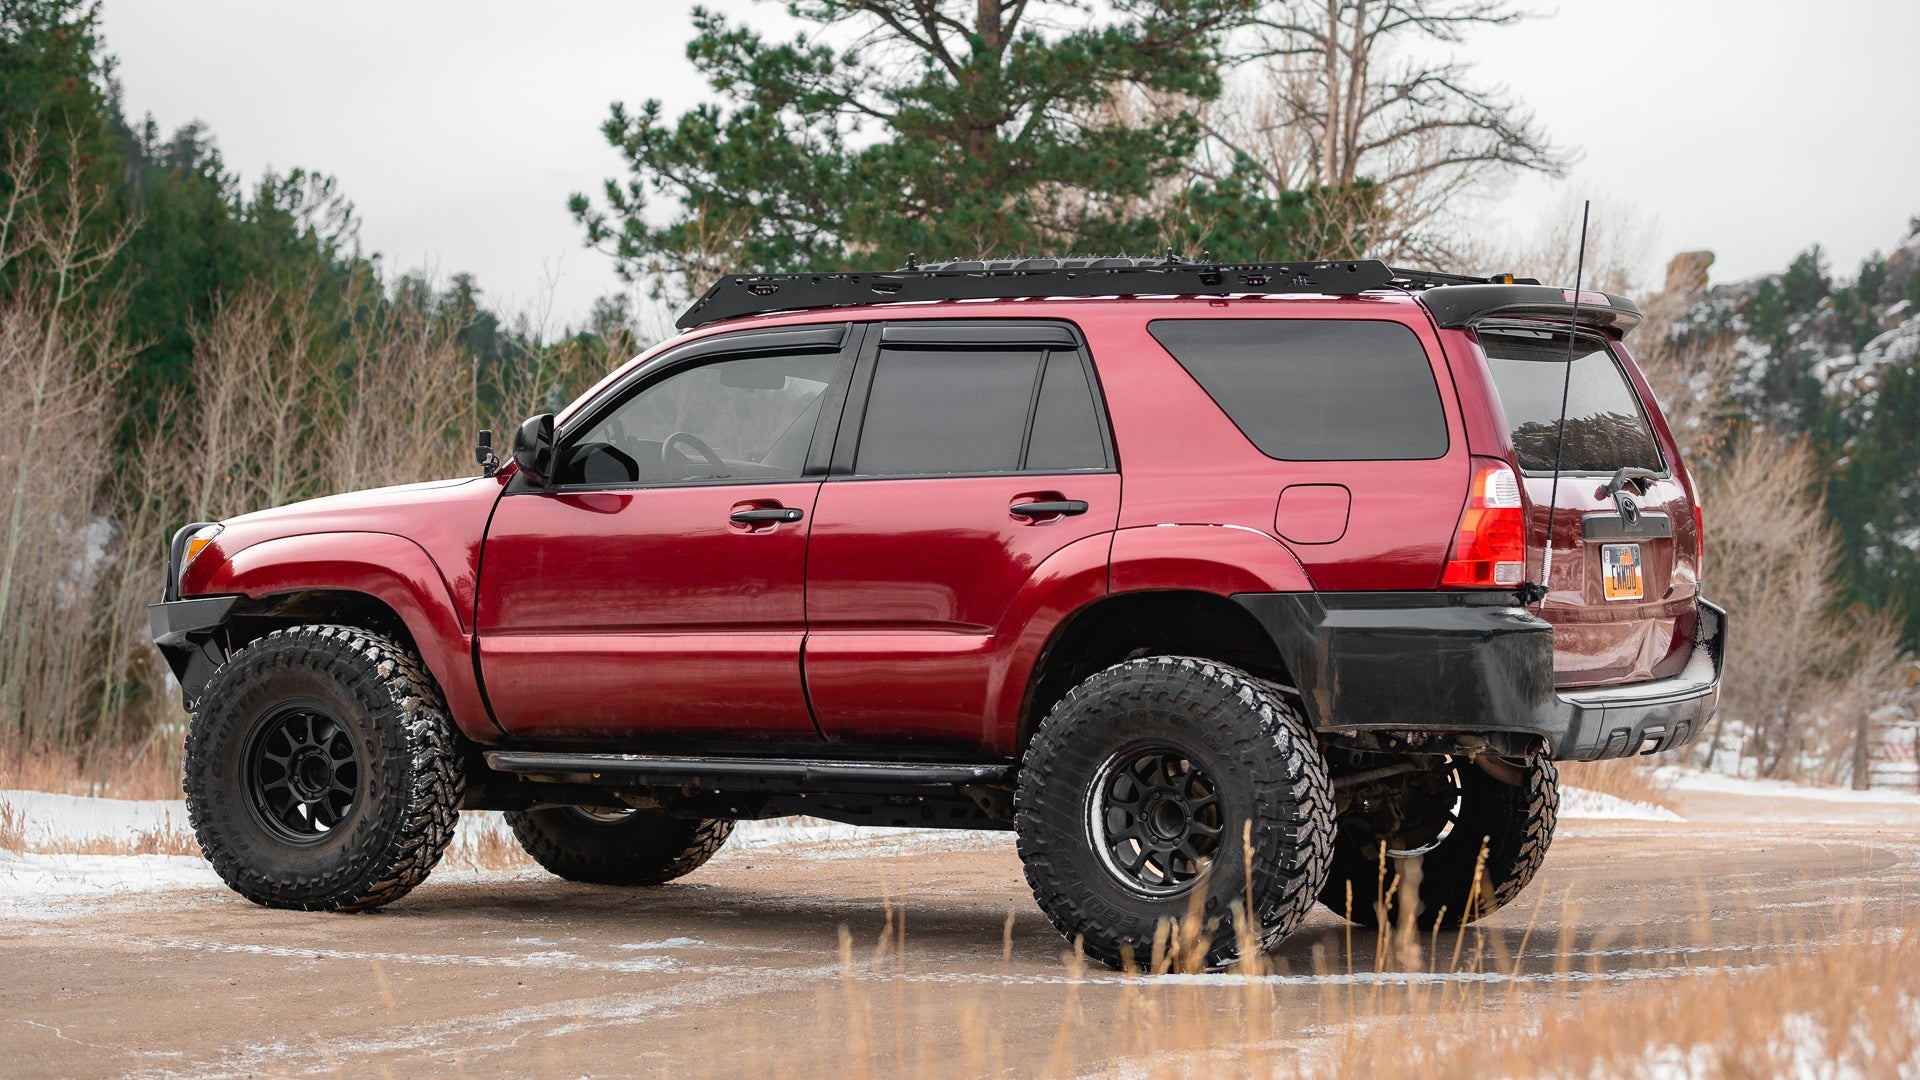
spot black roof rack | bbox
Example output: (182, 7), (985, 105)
(674, 256), (1548, 330)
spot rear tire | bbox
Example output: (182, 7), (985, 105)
(1015, 656), (1335, 971)
(184, 624), (464, 911)
(505, 807), (733, 886)
(1319, 754), (1558, 929)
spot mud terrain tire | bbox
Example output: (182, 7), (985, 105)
(505, 808), (733, 886)
(184, 624), (464, 911)
(1319, 754), (1558, 929)
(1015, 656), (1335, 971)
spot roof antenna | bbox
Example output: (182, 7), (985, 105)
(1525, 200), (1591, 608)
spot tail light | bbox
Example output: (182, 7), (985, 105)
(1442, 458), (1526, 587)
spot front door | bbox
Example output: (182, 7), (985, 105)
(476, 335), (853, 740)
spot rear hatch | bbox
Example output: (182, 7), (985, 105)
(1477, 326), (1702, 687)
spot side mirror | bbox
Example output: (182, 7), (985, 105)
(511, 414), (555, 486)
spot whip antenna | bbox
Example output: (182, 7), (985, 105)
(1533, 200), (1591, 607)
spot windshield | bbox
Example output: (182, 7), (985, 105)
(1480, 328), (1665, 475)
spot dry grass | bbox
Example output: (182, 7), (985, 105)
(26, 825), (200, 858)
(442, 821), (536, 871)
(0, 795), (22, 852)
(0, 738), (182, 801)
(1559, 758), (1676, 811)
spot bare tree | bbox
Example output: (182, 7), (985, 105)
(1208, 0), (1570, 263)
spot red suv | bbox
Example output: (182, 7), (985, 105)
(150, 258), (1724, 969)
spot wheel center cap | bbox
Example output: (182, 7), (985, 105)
(1147, 797), (1189, 841)
(292, 750), (330, 798)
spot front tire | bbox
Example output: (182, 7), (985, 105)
(1015, 656), (1335, 971)
(505, 807), (733, 886)
(1319, 754), (1558, 929)
(184, 625), (464, 911)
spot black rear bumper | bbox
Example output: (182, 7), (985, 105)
(1232, 591), (1726, 762)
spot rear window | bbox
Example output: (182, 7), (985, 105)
(1148, 319), (1448, 461)
(1479, 329), (1666, 474)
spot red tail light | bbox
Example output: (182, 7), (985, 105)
(1442, 458), (1527, 587)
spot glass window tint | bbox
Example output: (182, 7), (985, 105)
(1024, 353), (1108, 472)
(1148, 320), (1448, 461)
(855, 348), (1043, 476)
(558, 351), (840, 485)
(1480, 330), (1666, 474)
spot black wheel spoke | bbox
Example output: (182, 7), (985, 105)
(245, 703), (363, 846)
(1089, 744), (1226, 898)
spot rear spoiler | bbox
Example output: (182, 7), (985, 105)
(1414, 284), (1642, 335)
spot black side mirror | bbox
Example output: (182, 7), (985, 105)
(511, 414), (555, 486)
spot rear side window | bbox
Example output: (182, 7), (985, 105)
(1148, 319), (1448, 461)
(854, 346), (1109, 476)
(1480, 329), (1666, 474)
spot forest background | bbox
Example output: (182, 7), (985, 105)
(1, 0), (1914, 786)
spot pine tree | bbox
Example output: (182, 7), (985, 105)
(570, 0), (1344, 298)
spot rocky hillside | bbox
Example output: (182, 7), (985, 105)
(1666, 223), (1920, 648)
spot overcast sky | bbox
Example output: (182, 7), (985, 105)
(99, 1), (1920, 330)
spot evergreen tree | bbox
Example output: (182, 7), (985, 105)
(570, 0), (1342, 297)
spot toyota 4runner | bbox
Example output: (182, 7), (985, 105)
(149, 258), (1725, 970)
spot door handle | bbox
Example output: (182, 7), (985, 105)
(1010, 500), (1088, 518)
(730, 507), (804, 524)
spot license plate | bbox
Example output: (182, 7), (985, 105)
(1602, 544), (1644, 601)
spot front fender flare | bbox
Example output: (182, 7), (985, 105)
(192, 532), (498, 739)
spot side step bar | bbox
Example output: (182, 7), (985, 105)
(485, 751), (1014, 793)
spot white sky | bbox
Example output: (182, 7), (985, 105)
(99, 0), (1920, 330)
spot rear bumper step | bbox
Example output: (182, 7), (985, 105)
(485, 751), (1014, 793)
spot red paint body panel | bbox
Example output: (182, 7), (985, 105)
(192, 531), (497, 740)
(1087, 302), (1470, 591)
(803, 473), (1120, 750)
(473, 483), (820, 739)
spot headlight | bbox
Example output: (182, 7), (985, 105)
(180, 524), (223, 581)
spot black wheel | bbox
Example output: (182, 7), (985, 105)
(1015, 656), (1335, 971)
(184, 625), (464, 911)
(505, 806), (733, 886)
(1319, 754), (1558, 930)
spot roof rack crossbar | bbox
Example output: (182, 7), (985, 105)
(676, 258), (1410, 329)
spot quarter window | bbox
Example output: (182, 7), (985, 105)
(1148, 319), (1449, 461)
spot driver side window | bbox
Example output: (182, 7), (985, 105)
(557, 351), (843, 487)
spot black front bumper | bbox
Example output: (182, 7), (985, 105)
(1232, 591), (1726, 762)
(148, 595), (239, 709)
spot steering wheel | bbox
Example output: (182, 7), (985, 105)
(662, 430), (725, 473)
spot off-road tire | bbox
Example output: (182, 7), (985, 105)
(1015, 656), (1335, 971)
(505, 808), (733, 886)
(184, 624), (464, 911)
(1319, 755), (1558, 930)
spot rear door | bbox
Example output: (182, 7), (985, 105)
(1478, 326), (1701, 686)
(802, 320), (1120, 749)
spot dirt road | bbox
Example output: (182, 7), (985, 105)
(5, 787), (1917, 1078)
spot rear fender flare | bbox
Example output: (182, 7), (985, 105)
(1108, 524), (1315, 595)
(194, 532), (498, 740)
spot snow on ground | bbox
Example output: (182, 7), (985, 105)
(1656, 767), (1920, 805)
(12, 769), (1920, 906)
(1556, 787), (1683, 822)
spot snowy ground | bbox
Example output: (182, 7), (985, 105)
(6, 770), (1918, 906)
